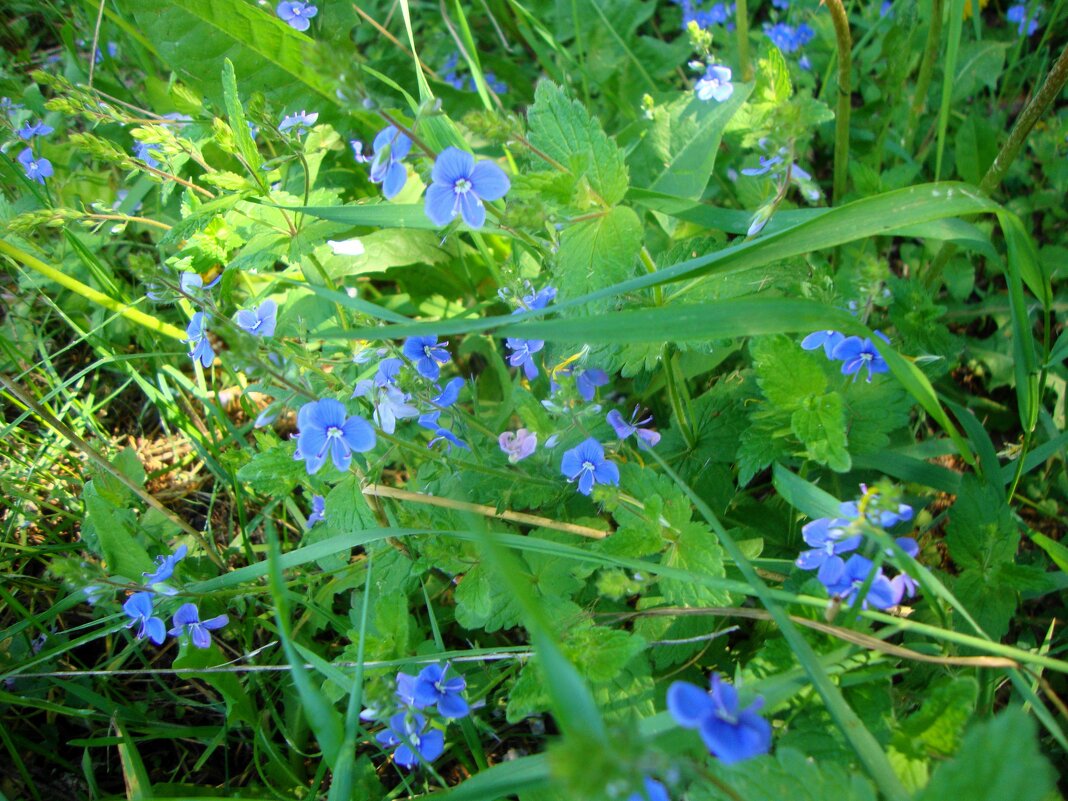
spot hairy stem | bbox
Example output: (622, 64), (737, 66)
(824, 0), (853, 204)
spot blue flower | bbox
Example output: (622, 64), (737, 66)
(17, 148), (52, 184)
(667, 673), (772, 764)
(279, 110), (318, 137)
(831, 333), (890, 382)
(185, 312), (215, 368)
(307, 494), (326, 527)
(821, 553), (901, 609)
(376, 712), (444, 769)
(574, 368), (609, 402)
(235, 299), (277, 338)
(369, 126), (413, 199)
(607, 407), (661, 447)
(409, 663), (470, 718)
(169, 603), (229, 649)
(123, 592), (166, 645)
(143, 543), (188, 585)
(431, 377), (465, 407)
(677, 0), (734, 29)
(627, 778), (670, 801)
(403, 336), (452, 381)
(1, 97), (24, 117)
(800, 330), (845, 358)
(794, 517), (861, 584)
(350, 139), (371, 163)
(499, 428), (538, 463)
(276, 1), (317, 31)
(520, 285), (557, 311)
(17, 119), (53, 140)
(695, 64), (734, 102)
(372, 357), (404, 387)
(1007, 3), (1041, 35)
(353, 382), (420, 434)
(764, 22), (814, 53)
(741, 154), (785, 177)
(295, 398), (376, 474)
(418, 411), (468, 450)
(560, 438), (619, 496)
(839, 499), (913, 529)
(133, 141), (162, 169)
(505, 338), (544, 380)
(425, 146), (510, 229)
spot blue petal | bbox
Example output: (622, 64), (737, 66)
(457, 190), (486, 229)
(382, 160), (408, 199)
(173, 603), (200, 626)
(145, 617), (167, 645)
(667, 680), (713, 728)
(593, 459), (619, 488)
(341, 415), (376, 453)
(191, 624), (212, 649)
(425, 183), (458, 225)
(419, 729), (445, 762)
(432, 146), (474, 186)
(470, 159), (510, 201)
(436, 692), (469, 719)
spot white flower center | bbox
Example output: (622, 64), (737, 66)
(326, 425), (343, 439)
(454, 178), (472, 195)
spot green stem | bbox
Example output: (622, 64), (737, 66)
(906, 0), (944, 152)
(735, 0), (752, 81)
(824, 0), (852, 204)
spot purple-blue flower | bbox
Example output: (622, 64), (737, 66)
(432, 377), (465, 407)
(424, 146), (510, 229)
(831, 332), (890, 382)
(574, 368), (609, 401)
(519, 285), (557, 311)
(764, 22), (814, 53)
(794, 517), (861, 586)
(607, 407), (661, 447)
(307, 494), (326, 527)
(839, 499), (914, 529)
(418, 412), (468, 450)
(235, 299), (277, 338)
(123, 592), (166, 645)
(279, 110), (318, 137)
(560, 438), (619, 496)
(376, 712), (444, 769)
(353, 382), (420, 434)
(627, 778), (670, 801)
(403, 336), (451, 381)
(741, 154), (785, 177)
(168, 603), (229, 649)
(143, 543), (188, 585)
(185, 312), (215, 368)
(276, 1), (317, 31)
(821, 554), (901, 609)
(695, 64), (734, 102)
(133, 141), (162, 169)
(499, 428), (538, 463)
(505, 338), (544, 380)
(295, 398), (376, 474)
(17, 119), (53, 140)
(667, 673), (772, 764)
(1006, 4), (1041, 35)
(801, 330), (846, 358)
(372, 357), (403, 387)
(350, 139), (371, 163)
(405, 663), (470, 718)
(369, 126), (412, 200)
(17, 148), (52, 184)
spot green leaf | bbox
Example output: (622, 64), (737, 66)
(82, 482), (154, 580)
(526, 81), (629, 206)
(236, 443), (306, 496)
(659, 522), (730, 606)
(173, 639), (257, 725)
(895, 676), (978, 757)
(751, 335), (827, 407)
(916, 709), (1056, 801)
(691, 748), (877, 801)
(945, 476), (1018, 572)
(791, 392), (851, 472)
(553, 206), (642, 307)
(454, 561), (524, 633)
(116, 0), (334, 108)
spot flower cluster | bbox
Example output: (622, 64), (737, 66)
(695, 64), (734, 102)
(276, 1), (317, 31)
(674, 0), (736, 30)
(800, 329), (891, 382)
(795, 485), (918, 610)
(367, 664), (470, 770)
(441, 52), (509, 94)
(120, 543), (229, 649)
(279, 110), (318, 138)
(1006, 3), (1042, 35)
(8, 108), (54, 185)
(763, 21), (815, 54)
(667, 672), (772, 763)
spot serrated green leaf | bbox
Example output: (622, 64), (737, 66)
(751, 335), (827, 407)
(236, 443), (306, 496)
(221, 59), (262, 174)
(791, 392), (851, 472)
(895, 676), (977, 757)
(945, 476), (1018, 572)
(527, 81), (629, 206)
(659, 522), (730, 606)
(553, 206), (642, 307)
(692, 747), (877, 801)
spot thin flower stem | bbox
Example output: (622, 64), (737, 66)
(87, 0), (106, 90)
(86, 212), (171, 231)
(905, 0), (943, 151)
(735, 0), (752, 81)
(375, 109), (437, 160)
(824, 0), (853, 205)
(140, 163), (215, 198)
(351, 3), (441, 80)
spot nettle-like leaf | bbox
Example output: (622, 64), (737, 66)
(690, 748), (877, 801)
(236, 442), (305, 496)
(552, 206), (642, 308)
(526, 81), (629, 206)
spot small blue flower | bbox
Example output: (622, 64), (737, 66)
(350, 139), (371, 163)
(410, 663), (470, 718)
(353, 382), (420, 434)
(574, 368), (609, 402)
(1, 97), (24, 117)
(741, 154), (785, 177)
(499, 428), (538, 463)
(764, 21), (814, 53)
(418, 411), (468, 450)
(519, 285), (557, 311)
(295, 398), (376, 474)
(831, 332), (890, 382)
(17, 119), (54, 140)
(560, 438), (620, 496)
(185, 312), (215, 368)
(800, 330), (845, 358)
(133, 141), (162, 169)
(607, 407), (661, 447)
(794, 517), (861, 584)
(307, 494), (326, 527)
(169, 603), (229, 649)
(143, 543), (188, 585)
(667, 673), (772, 764)
(431, 377), (465, 407)
(235, 299), (278, 338)
(276, 1), (317, 31)
(372, 357), (404, 387)
(17, 148), (52, 184)
(1006, 3), (1041, 35)
(505, 338), (544, 380)
(627, 778), (670, 801)
(695, 64), (734, 102)
(820, 553), (901, 609)
(123, 592), (166, 645)
(369, 126), (413, 200)
(403, 336), (451, 381)
(279, 110), (318, 137)
(839, 498), (913, 529)
(376, 712), (444, 769)
(424, 146), (510, 229)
